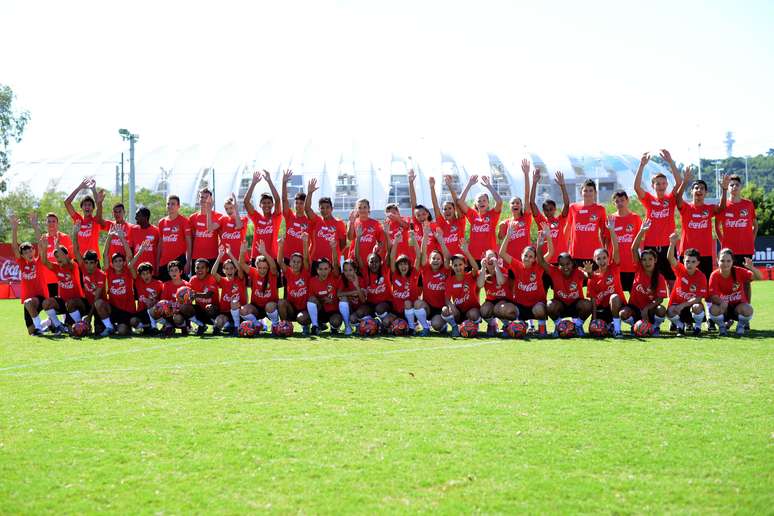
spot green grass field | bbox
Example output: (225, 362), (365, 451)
(1, 287), (773, 514)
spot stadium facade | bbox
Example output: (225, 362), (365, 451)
(6, 140), (670, 217)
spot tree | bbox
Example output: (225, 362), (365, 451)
(0, 84), (31, 192)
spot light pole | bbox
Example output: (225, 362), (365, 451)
(745, 155), (749, 184)
(118, 129), (139, 219)
(714, 160), (722, 199)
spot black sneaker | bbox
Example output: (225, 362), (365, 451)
(669, 322), (677, 332)
(310, 325), (320, 336)
(692, 326), (701, 336)
(143, 327), (160, 336)
(212, 326), (222, 336)
(30, 329), (43, 337)
(195, 324), (208, 336)
(708, 320), (717, 331)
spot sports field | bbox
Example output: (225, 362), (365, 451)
(1, 289), (773, 513)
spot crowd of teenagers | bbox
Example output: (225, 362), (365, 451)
(9, 149), (762, 339)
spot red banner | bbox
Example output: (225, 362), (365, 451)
(0, 243), (22, 298)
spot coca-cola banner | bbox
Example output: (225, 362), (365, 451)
(0, 243), (22, 298)
(754, 237), (774, 266)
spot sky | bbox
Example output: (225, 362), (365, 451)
(4, 0), (774, 163)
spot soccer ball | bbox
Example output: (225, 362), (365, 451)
(589, 319), (609, 338)
(238, 320), (258, 337)
(71, 320), (90, 338)
(556, 319), (576, 338)
(459, 320), (479, 338)
(505, 320), (528, 339)
(358, 317), (379, 336)
(390, 318), (409, 336)
(633, 320), (654, 337)
(175, 286), (194, 305)
(271, 320), (294, 337)
(154, 300), (175, 319)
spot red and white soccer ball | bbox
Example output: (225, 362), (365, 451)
(588, 319), (609, 338)
(459, 320), (479, 338)
(271, 320), (294, 337)
(390, 318), (409, 336)
(556, 319), (576, 338)
(505, 320), (528, 339)
(238, 320), (258, 337)
(633, 320), (654, 337)
(71, 320), (90, 338)
(175, 286), (194, 306)
(358, 317), (379, 336)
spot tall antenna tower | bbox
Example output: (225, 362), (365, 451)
(724, 131), (735, 157)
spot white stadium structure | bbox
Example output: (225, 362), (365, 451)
(6, 140), (670, 217)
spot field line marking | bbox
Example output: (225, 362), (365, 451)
(0, 340), (502, 378)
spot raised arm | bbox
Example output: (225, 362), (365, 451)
(71, 221), (84, 265)
(238, 240), (250, 274)
(476, 260), (488, 288)
(743, 256), (763, 281)
(522, 159), (530, 216)
(353, 225), (365, 271)
(211, 246), (225, 281)
(277, 236), (287, 272)
(409, 229), (421, 270)
(301, 232), (310, 270)
(634, 152), (649, 199)
(481, 176), (502, 211)
(555, 171), (570, 218)
(715, 175), (730, 213)
(231, 194), (243, 230)
(305, 178), (319, 219)
(408, 169), (418, 215)
(281, 169), (292, 216)
(263, 170), (282, 217)
(64, 178), (92, 219)
(608, 217), (620, 265)
(461, 240), (479, 275)
(37, 236), (54, 270)
(243, 170), (262, 216)
(536, 221), (553, 270)
(458, 174), (478, 205)
(529, 168), (541, 217)
(659, 149), (682, 196)
(498, 228), (513, 265)
(429, 176), (443, 220)
(389, 232), (401, 273)
(667, 232), (679, 267)
(204, 197), (219, 232)
(675, 166), (691, 210)
(94, 188), (106, 226)
(631, 218), (650, 265)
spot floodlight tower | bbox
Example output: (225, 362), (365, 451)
(118, 129), (139, 219)
(725, 131), (735, 158)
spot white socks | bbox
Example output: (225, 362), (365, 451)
(307, 302), (319, 327)
(102, 317), (114, 330)
(414, 308), (430, 329)
(442, 313), (457, 329)
(32, 315), (42, 330)
(267, 309), (280, 326)
(69, 310), (82, 323)
(147, 309), (158, 328)
(669, 315), (684, 330)
(404, 308), (416, 329)
(692, 310), (705, 329)
(338, 301), (351, 332)
(230, 308), (241, 328)
(613, 317), (621, 333)
(46, 309), (63, 328)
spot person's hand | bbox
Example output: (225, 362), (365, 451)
(428, 176), (436, 188)
(252, 170), (263, 184)
(240, 240), (248, 254)
(137, 240), (151, 253)
(307, 178), (319, 195)
(408, 169), (416, 183)
(460, 239), (469, 253)
(434, 228), (444, 243)
(393, 231), (403, 245)
(276, 236), (284, 246)
(659, 149), (674, 165)
(521, 159), (530, 175)
(669, 232), (679, 245)
(282, 169), (293, 184)
(262, 169), (272, 181)
(554, 170), (565, 186)
(582, 261), (594, 275)
(218, 244), (227, 256)
(301, 231), (308, 243)
(720, 174), (731, 191)
(422, 221), (431, 235)
(607, 216), (616, 231)
(72, 220), (81, 235)
(683, 165), (693, 183)
(408, 230), (416, 246)
(9, 214), (18, 228)
(743, 257), (754, 269)
(640, 152), (651, 168)
(28, 212), (38, 227)
(95, 189), (106, 204)
(641, 219), (652, 232)
(348, 210), (356, 224)
(183, 261), (191, 275)
(540, 220), (551, 237)
(328, 236), (336, 249)
(532, 168), (541, 182)
(480, 176), (492, 188)
(443, 174), (453, 187)
(467, 175), (479, 187)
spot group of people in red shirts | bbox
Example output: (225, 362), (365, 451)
(10, 149), (761, 338)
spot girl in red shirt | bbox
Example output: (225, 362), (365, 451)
(417, 228), (453, 335)
(440, 241), (481, 337)
(355, 224), (394, 331)
(429, 176), (466, 256)
(337, 259), (366, 336)
(498, 161), (533, 262)
(160, 261), (191, 336)
(449, 174), (503, 262)
(307, 249), (343, 335)
(583, 221), (625, 337)
(239, 240), (281, 332)
(11, 215), (48, 335)
(347, 198), (386, 261)
(477, 249), (515, 337)
(211, 244), (248, 335)
(708, 248), (762, 336)
(620, 220), (667, 334)
(389, 230), (422, 334)
(666, 233), (708, 335)
(278, 233), (312, 333)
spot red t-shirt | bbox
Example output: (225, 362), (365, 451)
(465, 208), (500, 260)
(72, 213), (101, 254)
(412, 217), (439, 255)
(567, 202), (606, 260)
(283, 211), (311, 258)
(709, 267), (753, 305)
(679, 202), (716, 256)
(82, 268), (106, 304)
(284, 268), (310, 311)
(130, 225), (160, 269)
(248, 269), (278, 307)
(158, 215), (191, 264)
(309, 274), (341, 312)
(547, 265), (586, 304)
(189, 274), (220, 308)
(420, 264), (451, 308)
(106, 268), (136, 313)
(639, 192), (676, 247)
(249, 211), (282, 259)
(391, 271), (421, 309)
(189, 211), (223, 260)
(501, 214), (533, 260)
(49, 262), (84, 301)
(445, 271), (480, 311)
(349, 218), (386, 260)
(484, 274), (510, 302)
(41, 232), (73, 285)
(102, 220), (135, 260)
(509, 260), (547, 306)
(218, 215), (248, 255)
(363, 265), (392, 304)
(217, 276), (247, 312)
(387, 217), (414, 261)
(608, 212), (643, 273)
(309, 215), (346, 262)
(435, 216), (465, 256)
(16, 257), (47, 303)
(628, 263), (668, 309)
(534, 213), (567, 262)
(136, 278), (164, 310)
(161, 279), (190, 302)
(719, 199), (756, 255)
(669, 262), (708, 306)
(587, 264), (625, 307)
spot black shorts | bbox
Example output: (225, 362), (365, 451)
(193, 304), (214, 324)
(22, 295), (46, 328)
(722, 303), (742, 321)
(645, 246), (676, 281)
(622, 303), (656, 323)
(110, 306), (135, 325)
(158, 255), (188, 282)
(552, 299), (584, 319)
(249, 303), (269, 319)
(47, 283), (58, 298)
(593, 306), (614, 323)
(515, 303), (536, 320)
(134, 309), (151, 326)
(542, 271), (552, 291)
(732, 254), (753, 267)
(671, 305), (697, 324)
(620, 272), (635, 292)
(425, 305), (444, 319)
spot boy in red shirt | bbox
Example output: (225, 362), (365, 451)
(566, 179), (607, 265)
(304, 178), (347, 264)
(64, 177), (103, 255)
(38, 236), (86, 334)
(450, 174), (503, 263)
(100, 202), (135, 261)
(157, 195), (192, 280)
(189, 188), (223, 264)
(244, 169), (282, 262)
(716, 174), (757, 266)
(218, 194), (247, 257)
(281, 169), (311, 261)
(31, 212), (73, 297)
(102, 226), (144, 336)
(131, 262), (164, 334)
(130, 207), (160, 274)
(666, 233), (707, 335)
(708, 249), (762, 336)
(160, 261), (190, 335)
(72, 223), (108, 334)
(11, 215), (48, 335)
(608, 190), (643, 291)
(187, 257), (221, 335)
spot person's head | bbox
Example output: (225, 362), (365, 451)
(385, 203), (400, 217)
(542, 199), (557, 218)
(167, 195), (181, 216)
(509, 196), (523, 217)
(581, 179), (597, 203)
(224, 197), (236, 216)
(356, 198), (371, 219)
(19, 242), (35, 260)
(728, 174), (743, 198)
(651, 173), (669, 195)
(199, 188), (212, 207)
(683, 248), (701, 274)
(315, 258), (332, 279)
(53, 245), (70, 266)
(80, 196), (95, 215)
(342, 259), (359, 280)
(46, 212), (59, 232)
(395, 254), (411, 276)
(593, 247), (609, 269)
(135, 207), (151, 227)
(294, 192), (306, 213)
(414, 204), (432, 222)
(138, 262), (154, 282)
(442, 200), (456, 219)
(639, 248), (658, 273)
(222, 258), (237, 278)
(259, 193), (274, 214)
(558, 253), (574, 276)
(718, 248), (734, 273)
(111, 252), (126, 271)
(483, 249), (498, 272)
(83, 250), (99, 273)
(367, 252), (382, 273)
(429, 249), (444, 269)
(167, 260), (181, 280)
(612, 190), (629, 211)
(112, 203), (125, 223)
(319, 197), (334, 218)
(451, 254), (467, 275)
(254, 256), (270, 277)
(520, 246), (537, 268)
(194, 258), (209, 278)
(475, 193), (490, 212)
(289, 252), (303, 272)
(691, 180), (708, 202)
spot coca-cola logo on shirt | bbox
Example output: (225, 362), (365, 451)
(576, 223), (597, 232)
(517, 281), (538, 292)
(725, 219), (748, 228)
(110, 278), (127, 296)
(471, 223), (490, 233)
(0, 260), (21, 281)
(687, 220), (709, 230)
(58, 272), (74, 290)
